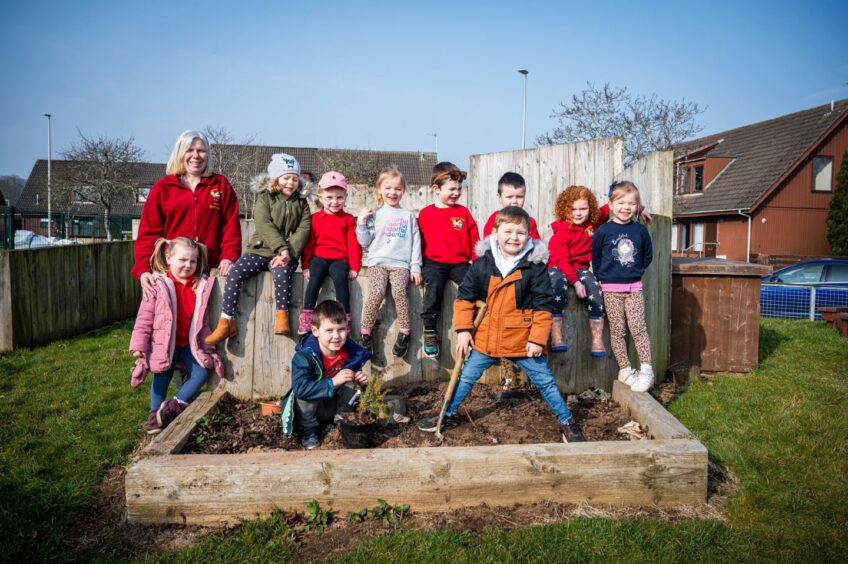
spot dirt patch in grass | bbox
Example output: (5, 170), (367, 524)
(182, 383), (635, 454)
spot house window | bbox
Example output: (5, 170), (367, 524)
(812, 156), (833, 192)
(692, 222), (705, 252)
(137, 185), (151, 203)
(678, 168), (690, 195)
(671, 224), (678, 251)
(693, 166), (704, 192)
(679, 223), (689, 250)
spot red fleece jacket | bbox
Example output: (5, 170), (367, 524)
(482, 210), (541, 240)
(418, 204), (480, 263)
(547, 204), (610, 284)
(302, 209), (362, 272)
(132, 174), (242, 279)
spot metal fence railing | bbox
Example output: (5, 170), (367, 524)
(0, 206), (137, 249)
(761, 283), (848, 320)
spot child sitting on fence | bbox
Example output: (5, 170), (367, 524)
(481, 172), (541, 240)
(281, 300), (371, 449)
(592, 180), (654, 392)
(298, 172), (362, 334)
(129, 237), (224, 434)
(547, 186), (609, 354)
(417, 162), (480, 358)
(416, 206), (585, 442)
(206, 154), (311, 343)
(356, 166), (422, 359)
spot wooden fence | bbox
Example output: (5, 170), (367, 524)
(0, 242), (139, 350)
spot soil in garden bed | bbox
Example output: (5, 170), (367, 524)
(182, 382), (635, 454)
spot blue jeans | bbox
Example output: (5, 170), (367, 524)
(446, 350), (573, 424)
(150, 345), (209, 411)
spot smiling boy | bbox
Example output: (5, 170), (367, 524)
(481, 172), (542, 240)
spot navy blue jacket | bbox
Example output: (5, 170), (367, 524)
(280, 333), (370, 435)
(591, 220), (653, 284)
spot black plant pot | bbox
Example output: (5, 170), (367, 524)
(339, 419), (380, 449)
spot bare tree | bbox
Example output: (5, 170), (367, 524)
(203, 126), (265, 218)
(536, 82), (706, 165)
(319, 151), (381, 186)
(59, 133), (145, 240)
(0, 175), (25, 206)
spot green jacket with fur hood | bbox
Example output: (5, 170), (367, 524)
(246, 172), (312, 260)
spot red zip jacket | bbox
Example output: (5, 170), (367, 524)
(418, 204), (480, 263)
(132, 174), (242, 279)
(547, 204), (610, 284)
(302, 209), (362, 272)
(482, 209), (541, 240)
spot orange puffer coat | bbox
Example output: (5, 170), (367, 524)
(453, 238), (554, 358)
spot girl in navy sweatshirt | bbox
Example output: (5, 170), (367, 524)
(592, 181), (654, 392)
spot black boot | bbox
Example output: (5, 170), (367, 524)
(393, 332), (411, 357)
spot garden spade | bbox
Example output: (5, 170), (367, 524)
(435, 301), (487, 440)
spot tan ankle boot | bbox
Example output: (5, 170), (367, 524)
(589, 318), (607, 357)
(275, 309), (291, 336)
(205, 317), (237, 345)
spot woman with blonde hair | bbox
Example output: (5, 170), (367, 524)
(132, 130), (241, 298)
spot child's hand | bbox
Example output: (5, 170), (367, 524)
(348, 270), (358, 280)
(639, 206), (652, 224)
(357, 207), (374, 225)
(353, 371), (368, 385)
(456, 331), (474, 357)
(303, 268), (310, 281)
(526, 342), (544, 358)
(332, 369), (355, 388)
(131, 350), (144, 359)
(411, 272), (423, 286)
(574, 281), (587, 299)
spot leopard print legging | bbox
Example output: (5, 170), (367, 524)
(361, 266), (411, 333)
(603, 290), (652, 368)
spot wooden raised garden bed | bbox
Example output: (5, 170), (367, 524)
(125, 382), (707, 525)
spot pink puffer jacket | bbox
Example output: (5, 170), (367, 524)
(129, 274), (224, 385)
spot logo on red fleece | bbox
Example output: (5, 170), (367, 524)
(587, 225), (594, 237)
(450, 217), (464, 230)
(209, 188), (221, 211)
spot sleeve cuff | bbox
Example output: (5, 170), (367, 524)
(327, 379), (334, 397)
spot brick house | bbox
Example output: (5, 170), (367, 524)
(672, 99), (848, 262)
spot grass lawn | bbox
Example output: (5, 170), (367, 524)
(1, 318), (846, 562)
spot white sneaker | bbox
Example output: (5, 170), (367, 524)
(617, 368), (638, 387)
(631, 365), (654, 393)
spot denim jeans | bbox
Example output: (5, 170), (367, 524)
(295, 382), (357, 432)
(150, 345), (209, 410)
(446, 350), (573, 424)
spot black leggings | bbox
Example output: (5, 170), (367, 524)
(304, 257), (351, 311)
(421, 259), (470, 331)
(549, 267), (604, 318)
(222, 253), (295, 316)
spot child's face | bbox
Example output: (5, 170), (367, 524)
(166, 245), (198, 282)
(570, 198), (590, 225)
(320, 187), (347, 214)
(610, 192), (638, 223)
(495, 220), (529, 259)
(498, 184), (526, 208)
(277, 173), (300, 196)
(379, 176), (404, 207)
(434, 179), (462, 207)
(311, 317), (347, 356)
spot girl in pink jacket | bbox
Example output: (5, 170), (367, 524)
(130, 237), (224, 434)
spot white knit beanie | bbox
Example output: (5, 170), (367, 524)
(267, 153), (301, 179)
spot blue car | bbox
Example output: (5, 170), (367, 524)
(760, 259), (848, 319)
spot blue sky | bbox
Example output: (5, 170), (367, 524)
(1, 0), (846, 179)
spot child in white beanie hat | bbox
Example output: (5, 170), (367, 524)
(206, 153), (312, 341)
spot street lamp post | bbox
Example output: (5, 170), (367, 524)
(518, 69), (528, 150)
(43, 113), (52, 236)
(428, 133), (438, 156)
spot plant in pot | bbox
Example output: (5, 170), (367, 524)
(338, 373), (389, 449)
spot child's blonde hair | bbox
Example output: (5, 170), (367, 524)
(149, 237), (208, 284)
(609, 180), (642, 210)
(374, 165), (407, 206)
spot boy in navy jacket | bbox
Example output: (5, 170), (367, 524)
(281, 300), (371, 449)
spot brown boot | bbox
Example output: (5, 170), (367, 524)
(275, 309), (291, 336)
(205, 317), (237, 345)
(589, 318), (607, 357)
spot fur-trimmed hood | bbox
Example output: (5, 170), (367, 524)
(474, 236), (550, 265)
(249, 172), (313, 199)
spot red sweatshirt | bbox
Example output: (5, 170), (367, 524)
(166, 272), (197, 347)
(418, 204), (480, 263)
(302, 209), (362, 272)
(547, 204), (610, 284)
(482, 209), (541, 240)
(132, 174), (242, 279)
